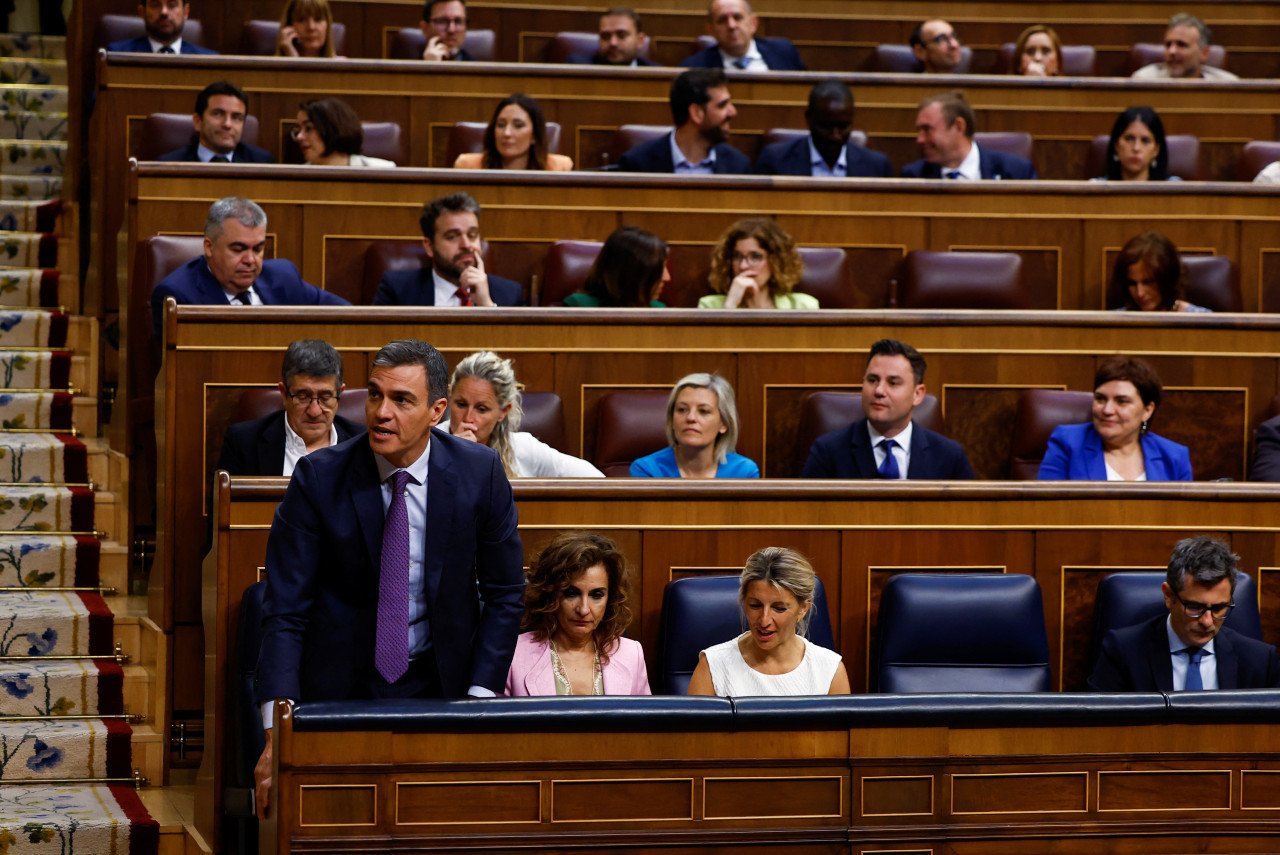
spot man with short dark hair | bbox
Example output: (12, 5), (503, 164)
(754, 80), (892, 177)
(801, 339), (974, 479)
(569, 7), (657, 66)
(372, 193), (523, 306)
(158, 81), (273, 164)
(1089, 536), (1279, 691)
(909, 19), (961, 73)
(216, 339), (364, 476)
(680, 0), (804, 71)
(617, 67), (751, 174)
(151, 197), (349, 334)
(901, 90), (1037, 180)
(420, 0), (472, 60)
(1132, 13), (1237, 80)
(108, 0), (217, 54)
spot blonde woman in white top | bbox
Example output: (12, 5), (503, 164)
(687, 547), (849, 696)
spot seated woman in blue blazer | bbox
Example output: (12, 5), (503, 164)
(630, 372), (760, 478)
(1039, 355), (1192, 481)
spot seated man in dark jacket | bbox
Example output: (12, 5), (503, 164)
(158, 81), (273, 164)
(901, 90), (1037, 180)
(679, 0), (804, 71)
(617, 67), (751, 174)
(755, 80), (892, 178)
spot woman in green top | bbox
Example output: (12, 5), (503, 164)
(699, 218), (817, 310)
(563, 226), (669, 308)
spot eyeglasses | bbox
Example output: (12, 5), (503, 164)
(927, 31), (960, 46)
(731, 251), (767, 266)
(289, 123), (314, 140)
(1172, 593), (1234, 619)
(287, 390), (339, 407)
(429, 16), (467, 29)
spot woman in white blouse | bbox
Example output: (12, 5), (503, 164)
(442, 351), (603, 478)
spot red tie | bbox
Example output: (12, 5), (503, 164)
(454, 287), (473, 307)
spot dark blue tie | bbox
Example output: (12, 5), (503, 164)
(946, 169), (962, 179)
(878, 438), (900, 479)
(1183, 647), (1204, 691)
(733, 56), (750, 69)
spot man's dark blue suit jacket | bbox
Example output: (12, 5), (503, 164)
(901, 147), (1038, 179)
(678, 37), (805, 70)
(617, 132), (752, 174)
(215, 410), (365, 477)
(254, 430), (526, 703)
(567, 53), (659, 66)
(753, 136), (893, 177)
(158, 141), (274, 164)
(371, 268), (524, 306)
(801, 417), (974, 479)
(107, 37), (217, 54)
(1088, 615), (1280, 691)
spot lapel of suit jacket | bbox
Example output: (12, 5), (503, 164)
(977, 147), (995, 179)
(1146, 616), (1175, 692)
(1083, 425), (1109, 480)
(262, 411), (287, 475)
(906, 423), (932, 479)
(787, 138), (810, 175)
(349, 440), (385, 573)
(1139, 433), (1170, 480)
(1213, 629), (1238, 689)
(193, 259), (230, 304)
(424, 434), (459, 607)
(850, 419), (879, 477)
(524, 639), (556, 695)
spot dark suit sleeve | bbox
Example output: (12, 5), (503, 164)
(616, 147), (644, 172)
(487, 275), (525, 306)
(469, 451), (527, 693)
(371, 274), (400, 306)
(314, 288), (350, 306)
(1250, 418), (1280, 481)
(214, 424), (250, 477)
(753, 145), (781, 175)
(800, 435), (837, 478)
(1087, 629), (1132, 691)
(900, 160), (926, 178)
(947, 442), (975, 479)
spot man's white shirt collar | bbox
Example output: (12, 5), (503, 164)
(282, 416), (339, 476)
(807, 137), (847, 178)
(946, 142), (982, 180)
(150, 37), (183, 53)
(719, 39), (766, 70)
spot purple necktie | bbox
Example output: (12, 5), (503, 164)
(376, 470), (412, 682)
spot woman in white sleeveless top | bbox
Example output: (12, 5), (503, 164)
(687, 548), (850, 697)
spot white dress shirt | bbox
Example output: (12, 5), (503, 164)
(807, 137), (847, 178)
(149, 37), (184, 53)
(866, 420), (913, 478)
(719, 40), (767, 71)
(1166, 617), (1218, 690)
(944, 142), (982, 180)
(432, 268), (468, 306)
(281, 418), (338, 477)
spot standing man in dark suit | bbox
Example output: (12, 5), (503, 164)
(216, 340), (364, 477)
(617, 68), (751, 174)
(679, 0), (805, 71)
(372, 193), (524, 306)
(901, 91), (1038, 180)
(568, 7), (658, 66)
(420, 0), (473, 60)
(107, 0), (218, 54)
(157, 81), (274, 164)
(150, 197), (349, 335)
(1089, 536), (1280, 692)
(253, 339), (526, 818)
(802, 339), (974, 479)
(754, 80), (893, 178)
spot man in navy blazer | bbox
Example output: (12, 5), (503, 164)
(157, 81), (273, 164)
(802, 339), (974, 479)
(216, 340), (365, 477)
(253, 339), (525, 818)
(679, 0), (804, 71)
(372, 193), (524, 306)
(1089, 536), (1280, 692)
(567, 7), (659, 66)
(754, 80), (893, 178)
(107, 0), (217, 54)
(617, 67), (752, 174)
(901, 90), (1038, 180)
(150, 197), (349, 335)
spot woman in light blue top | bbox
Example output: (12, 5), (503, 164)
(630, 372), (760, 478)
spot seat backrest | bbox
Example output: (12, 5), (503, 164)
(897, 250), (1028, 310)
(995, 43), (1096, 76)
(610, 124), (669, 165)
(973, 131), (1033, 164)
(793, 247), (851, 309)
(541, 240), (603, 305)
(594, 389), (671, 476)
(363, 240), (428, 304)
(872, 43), (971, 73)
(233, 387), (368, 425)
(387, 27), (495, 60)
(876, 573), (1051, 693)
(1127, 42), (1227, 75)
(760, 128), (869, 149)
(1085, 133), (1203, 181)
(795, 391), (945, 475)
(360, 122), (404, 164)
(520, 391), (568, 453)
(98, 13), (206, 50)
(1103, 254), (1240, 313)
(1008, 389), (1093, 479)
(1238, 141), (1280, 182)
(658, 574), (835, 694)
(139, 113), (262, 160)
(1088, 571), (1262, 676)
(547, 31), (597, 63)
(447, 120), (563, 165)
(239, 20), (348, 55)
(139, 234), (205, 335)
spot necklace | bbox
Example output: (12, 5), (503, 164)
(549, 639), (603, 696)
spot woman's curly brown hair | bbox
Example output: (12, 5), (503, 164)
(707, 218), (805, 297)
(522, 532), (634, 662)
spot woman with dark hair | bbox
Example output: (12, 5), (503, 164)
(1097, 106), (1176, 182)
(454, 93), (573, 171)
(700, 218), (815, 309)
(1011, 24), (1062, 76)
(564, 226), (670, 307)
(505, 532), (650, 696)
(1038, 355), (1192, 481)
(1111, 232), (1209, 313)
(275, 0), (337, 57)
(293, 98), (394, 167)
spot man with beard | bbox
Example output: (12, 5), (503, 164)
(754, 80), (893, 178)
(1131, 14), (1237, 80)
(617, 68), (751, 174)
(108, 0), (218, 54)
(568, 7), (658, 66)
(372, 193), (524, 306)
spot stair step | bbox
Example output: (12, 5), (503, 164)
(99, 542), (127, 593)
(0, 590), (111, 656)
(0, 141), (64, 177)
(139, 781), (202, 854)
(0, 173), (58, 200)
(0, 86), (67, 115)
(0, 110), (66, 142)
(0, 718), (132, 780)
(0, 60), (67, 87)
(0, 35), (66, 61)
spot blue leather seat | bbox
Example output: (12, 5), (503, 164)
(1088, 571), (1262, 674)
(658, 574), (834, 695)
(876, 574), (1051, 693)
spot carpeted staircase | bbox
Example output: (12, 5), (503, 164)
(0, 32), (171, 855)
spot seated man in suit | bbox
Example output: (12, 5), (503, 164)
(158, 81), (274, 164)
(910, 19), (962, 73)
(108, 0), (217, 54)
(215, 339), (364, 477)
(1089, 536), (1280, 691)
(151, 196), (349, 335)
(1249, 413), (1280, 480)
(802, 338), (974, 479)
(902, 90), (1038, 180)
(617, 68), (751, 174)
(680, 0), (804, 71)
(754, 79), (893, 178)
(1131, 14), (1237, 81)
(569, 7), (658, 66)
(420, 0), (473, 61)
(372, 193), (523, 306)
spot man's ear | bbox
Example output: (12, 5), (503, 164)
(688, 102), (706, 126)
(420, 237), (436, 262)
(277, 381), (290, 406)
(203, 235), (214, 258)
(912, 44), (927, 63)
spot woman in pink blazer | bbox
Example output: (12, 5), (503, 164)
(505, 532), (651, 696)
